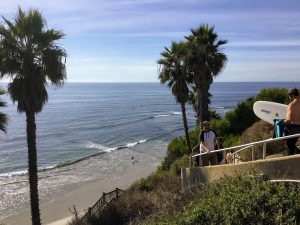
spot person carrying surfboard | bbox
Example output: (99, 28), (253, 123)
(284, 88), (300, 155)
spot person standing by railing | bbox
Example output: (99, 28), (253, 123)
(284, 88), (300, 155)
(199, 121), (219, 166)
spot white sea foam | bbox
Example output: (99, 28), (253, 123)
(44, 165), (56, 170)
(154, 112), (181, 118)
(0, 165), (59, 177)
(40, 165), (57, 171)
(154, 114), (168, 118)
(126, 142), (138, 147)
(85, 142), (117, 152)
(138, 139), (147, 144)
(171, 111), (181, 115)
(0, 170), (28, 177)
(126, 139), (148, 148)
(85, 139), (148, 153)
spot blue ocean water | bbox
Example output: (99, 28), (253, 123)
(0, 83), (192, 176)
(0, 82), (299, 176)
(0, 82), (299, 220)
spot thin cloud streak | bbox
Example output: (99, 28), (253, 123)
(229, 40), (300, 47)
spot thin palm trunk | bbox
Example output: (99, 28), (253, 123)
(26, 111), (41, 225)
(194, 76), (211, 124)
(180, 102), (191, 152)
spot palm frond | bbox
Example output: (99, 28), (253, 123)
(1, 7), (67, 113)
(157, 41), (190, 104)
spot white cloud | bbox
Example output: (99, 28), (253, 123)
(229, 40), (300, 47)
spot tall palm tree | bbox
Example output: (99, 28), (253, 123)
(158, 41), (192, 153)
(0, 88), (8, 132)
(0, 8), (67, 225)
(185, 24), (227, 124)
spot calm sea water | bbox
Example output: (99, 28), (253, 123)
(0, 82), (299, 219)
(1, 82), (300, 175)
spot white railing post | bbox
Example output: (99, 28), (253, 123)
(263, 143), (267, 159)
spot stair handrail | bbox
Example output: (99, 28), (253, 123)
(192, 133), (300, 161)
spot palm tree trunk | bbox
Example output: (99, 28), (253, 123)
(180, 102), (192, 152)
(194, 77), (210, 124)
(26, 111), (41, 225)
(194, 77), (202, 125)
(200, 84), (210, 122)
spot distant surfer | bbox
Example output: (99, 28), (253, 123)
(284, 88), (300, 155)
(131, 156), (137, 165)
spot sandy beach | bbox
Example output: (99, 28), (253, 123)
(1, 164), (157, 225)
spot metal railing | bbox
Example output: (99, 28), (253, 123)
(192, 133), (300, 163)
(82, 188), (124, 221)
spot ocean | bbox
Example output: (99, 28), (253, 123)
(0, 82), (299, 219)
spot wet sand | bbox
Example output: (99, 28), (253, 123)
(1, 165), (156, 225)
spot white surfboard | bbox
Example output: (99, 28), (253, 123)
(253, 101), (288, 125)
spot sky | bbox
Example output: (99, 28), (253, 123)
(0, 0), (300, 82)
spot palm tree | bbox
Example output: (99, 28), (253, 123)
(0, 8), (67, 225)
(188, 85), (212, 120)
(185, 24), (227, 124)
(158, 41), (192, 153)
(0, 88), (8, 132)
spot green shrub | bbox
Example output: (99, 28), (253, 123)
(170, 155), (190, 175)
(160, 127), (200, 171)
(131, 171), (168, 192)
(180, 175), (300, 225)
(210, 118), (231, 137)
(255, 88), (289, 104)
(223, 134), (239, 148)
(225, 97), (257, 135)
(188, 126), (200, 148)
(160, 137), (187, 171)
(140, 174), (300, 225)
(210, 97), (257, 137)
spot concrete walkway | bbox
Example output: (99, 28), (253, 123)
(181, 154), (300, 188)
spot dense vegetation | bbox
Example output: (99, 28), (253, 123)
(69, 171), (300, 225)
(159, 87), (290, 170)
(69, 172), (184, 225)
(139, 174), (300, 225)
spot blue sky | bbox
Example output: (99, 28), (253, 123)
(1, 0), (300, 82)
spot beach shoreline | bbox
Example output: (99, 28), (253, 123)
(1, 163), (157, 225)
